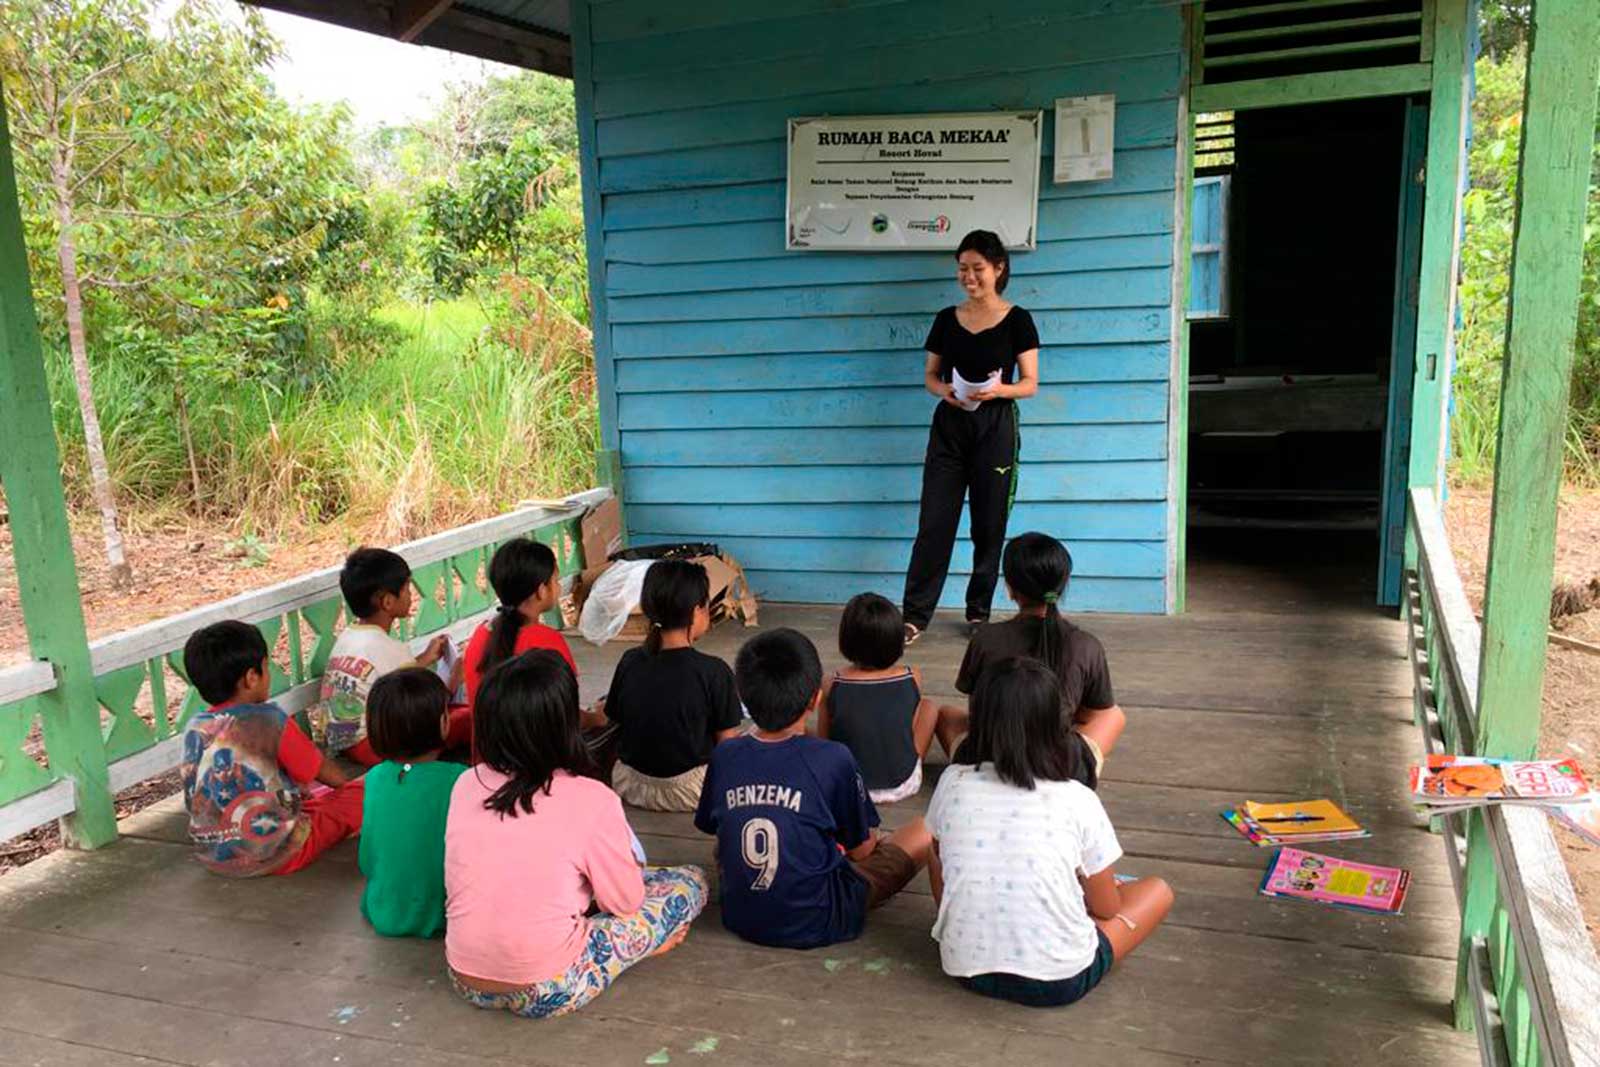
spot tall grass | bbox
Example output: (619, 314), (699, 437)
(49, 286), (599, 539)
(1449, 51), (1600, 488)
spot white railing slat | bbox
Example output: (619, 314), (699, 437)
(88, 490), (608, 676)
(0, 659), (56, 706)
(1487, 806), (1600, 1067)
(0, 778), (75, 843)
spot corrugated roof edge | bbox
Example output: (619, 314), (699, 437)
(243, 0), (574, 76)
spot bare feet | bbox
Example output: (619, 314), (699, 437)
(651, 925), (691, 957)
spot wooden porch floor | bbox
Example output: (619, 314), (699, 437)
(0, 532), (1475, 1065)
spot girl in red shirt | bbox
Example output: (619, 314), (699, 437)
(457, 540), (579, 751)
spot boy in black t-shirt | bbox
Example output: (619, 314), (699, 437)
(695, 629), (932, 949)
(950, 532), (1126, 788)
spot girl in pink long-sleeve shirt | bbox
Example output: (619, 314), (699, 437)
(444, 650), (707, 1019)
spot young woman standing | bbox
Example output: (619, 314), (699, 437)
(902, 229), (1040, 643)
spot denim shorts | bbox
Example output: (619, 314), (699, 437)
(957, 929), (1115, 1007)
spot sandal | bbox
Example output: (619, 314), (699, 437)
(904, 623), (922, 646)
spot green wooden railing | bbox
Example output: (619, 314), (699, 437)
(0, 489), (609, 843)
(1405, 487), (1600, 1067)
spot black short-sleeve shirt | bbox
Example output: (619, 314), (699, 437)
(955, 615), (1116, 715)
(923, 305), (1040, 385)
(604, 646), (743, 778)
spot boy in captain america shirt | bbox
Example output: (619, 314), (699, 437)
(182, 621), (363, 877)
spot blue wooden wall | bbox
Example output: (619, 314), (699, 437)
(572, 0), (1186, 614)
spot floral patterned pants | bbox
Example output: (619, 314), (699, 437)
(452, 865), (708, 1019)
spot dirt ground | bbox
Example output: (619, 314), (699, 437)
(1445, 486), (1600, 954)
(0, 520), (360, 666)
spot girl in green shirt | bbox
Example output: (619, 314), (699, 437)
(359, 668), (468, 937)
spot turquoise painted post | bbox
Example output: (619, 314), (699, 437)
(1406, 0), (1471, 563)
(0, 80), (117, 847)
(1453, 0), (1600, 1027)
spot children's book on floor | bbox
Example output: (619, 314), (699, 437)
(1258, 848), (1410, 915)
(1409, 754), (1590, 811)
(1221, 799), (1368, 847)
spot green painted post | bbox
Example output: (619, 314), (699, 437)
(1453, 811), (1499, 1030)
(1476, 0), (1600, 760)
(0, 80), (117, 847)
(1407, 0), (1471, 545)
(1452, 0), (1600, 1026)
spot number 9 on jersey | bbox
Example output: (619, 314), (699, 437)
(741, 817), (780, 891)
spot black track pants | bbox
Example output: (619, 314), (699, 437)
(902, 400), (1019, 629)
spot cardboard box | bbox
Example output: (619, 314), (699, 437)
(581, 497), (624, 570)
(563, 549), (759, 642)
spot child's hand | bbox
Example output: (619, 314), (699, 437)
(418, 634), (449, 666)
(940, 384), (965, 407)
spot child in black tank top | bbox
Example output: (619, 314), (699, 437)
(816, 594), (969, 804)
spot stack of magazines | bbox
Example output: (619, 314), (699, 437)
(1409, 755), (1595, 843)
(1221, 799), (1370, 847)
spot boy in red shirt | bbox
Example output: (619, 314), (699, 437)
(181, 621), (363, 877)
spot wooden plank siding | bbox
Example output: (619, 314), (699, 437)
(574, 0), (1188, 613)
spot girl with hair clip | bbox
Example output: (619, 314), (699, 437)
(928, 657), (1172, 1007)
(445, 650), (706, 1019)
(602, 559), (745, 810)
(950, 531), (1125, 788)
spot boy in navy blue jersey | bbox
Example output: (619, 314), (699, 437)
(695, 628), (932, 949)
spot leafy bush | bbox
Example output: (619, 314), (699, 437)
(1452, 51), (1600, 485)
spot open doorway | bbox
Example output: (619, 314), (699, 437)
(1185, 95), (1425, 606)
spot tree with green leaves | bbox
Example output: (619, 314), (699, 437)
(1, 0), (363, 579)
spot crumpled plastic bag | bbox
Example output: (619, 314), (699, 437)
(578, 559), (655, 645)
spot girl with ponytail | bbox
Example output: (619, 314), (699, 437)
(950, 532), (1126, 789)
(603, 560), (744, 811)
(462, 538), (578, 715)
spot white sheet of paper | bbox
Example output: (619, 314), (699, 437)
(951, 368), (1001, 411)
(433, 635), (457, 686)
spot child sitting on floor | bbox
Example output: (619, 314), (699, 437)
(317, 547), (460, 765)
(604, 559), (743, 810)
(817, 592), (967, 804)
(445, 650), (706, 1019)
(462, 538), (577, 705)
(358, 668), (467, 938)
(929, 656), (1172, 1007)
(953, 532), (1125, 788)
(181, 620), (363, 877)
(695, 628), (932, 950)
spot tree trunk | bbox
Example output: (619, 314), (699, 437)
(174, 382), (202, 509)
(52, 157), (131, 588)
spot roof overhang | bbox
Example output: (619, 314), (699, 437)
(243, 1), (572, 76)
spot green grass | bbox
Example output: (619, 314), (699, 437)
(51, 293), (599, 539)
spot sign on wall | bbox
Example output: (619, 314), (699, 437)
(786, 111), (1041, 251)
(1054, 94), (1116, 183)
